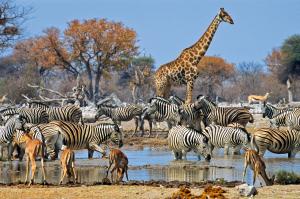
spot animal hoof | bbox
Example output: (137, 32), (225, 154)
(43, 180), (47, 185)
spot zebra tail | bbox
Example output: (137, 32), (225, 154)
(250, 135), (259, 153)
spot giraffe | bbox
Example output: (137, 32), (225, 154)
(154, 8), (234, 104)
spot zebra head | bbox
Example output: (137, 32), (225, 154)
(194, 135), (211, 162)
(13, 115), (27, 131)
(95, 105), (112, 120)
(110, 124), (123, 148)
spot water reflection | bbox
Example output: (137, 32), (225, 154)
(0, 148), (300, 185)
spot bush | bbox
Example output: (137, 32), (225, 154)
(276, 170), (300, 185)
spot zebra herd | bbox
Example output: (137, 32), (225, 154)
(0, 94), (300, 185)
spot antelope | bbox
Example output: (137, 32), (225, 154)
(21, 132), (46, 186)
(106, 148), (129, 183)
(242, 149), (275, 186)
(248, 92), (270, 104)
(59, 148), (77, 184)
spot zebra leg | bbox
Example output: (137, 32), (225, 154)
(0, 145), (3, 160)
(232, 146), (241, 155)
(88, 149), (94, 159)
(148, 120), (153, 138)
(288, 150), (297, 158)
(133, 117), (139, 137)
(224, 145), (230, 156)
(172, 151), (178, 160)
(182, 150), (187, 160)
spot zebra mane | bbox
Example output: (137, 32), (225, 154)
(169, 95), (184, 105)
(29, 101), (49, 108)
(149, 96), (171, 104)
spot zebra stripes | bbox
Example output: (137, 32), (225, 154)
(203, 124), (250, 155)
(269, 111), (291, 128)
(167, 125), (211, 161)
(252, 128), (300, 158)
(262, 103), (291, 119)
(195, 95), (253, 127)
(286, 108), (300, 131)
(169, 95), (203, 131)
(27, 121), (123, 159)
(0, 115), (26, 160)
(145, 97), (182, 126)
(0, 108), (48, 124)
(29, 102), (82, 123)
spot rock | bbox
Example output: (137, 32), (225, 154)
(236, 183), (258, 197)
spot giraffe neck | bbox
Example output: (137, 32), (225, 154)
(179, 15), (222, 64)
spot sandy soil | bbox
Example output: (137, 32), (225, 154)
(1, 184), (300, 199)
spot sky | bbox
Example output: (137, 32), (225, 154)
(15, 0), (300, 68)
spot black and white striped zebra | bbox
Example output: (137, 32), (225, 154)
(0, 107), (49, 124)
(29, 102), (83, 123)
(269, 111), (292, 129)
(144, 97), (182, 126)
(286, 108), (300, 131)
(169, 95), (203, 131)
(195, 95), (254, 127)
(252, 128), (300, 158)
(262, 103), (291, 119)
(25, 121), (123, 160)
(167, 125), (211, 161)
(202, 124), (251, 156)
(95, 104), (143, 134)
(0, 115), (26, 160)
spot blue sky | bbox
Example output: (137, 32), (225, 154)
(16, 0), (300, 68)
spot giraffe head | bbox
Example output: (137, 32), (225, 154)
(218, 8), (234, 24)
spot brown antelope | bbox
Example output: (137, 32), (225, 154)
(21, 133), (46, 186)
(106, 148), (129, 183)
(248, 92), (270, 104)
(242, 149), (275, 186)
(59, 148), (77, 184)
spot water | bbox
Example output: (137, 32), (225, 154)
(1, 148), (300, 186)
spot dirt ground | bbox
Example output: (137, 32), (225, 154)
(1, 184), (300, 199)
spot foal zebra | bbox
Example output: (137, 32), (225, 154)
(252, 128), (300, 158)
(29, 102), (83, 123)
(23, 121), (123, 160)
(0, 108), (48, 124)
(202, 124), (251, 155)
(167, 125), (211, 161)
(195, 95), (253, 127)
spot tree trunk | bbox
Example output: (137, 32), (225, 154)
(94, 67), (102, 102)
(86, 67), (93, 100)
(287, 77), (293, 103)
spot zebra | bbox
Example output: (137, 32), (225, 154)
(252, 128), (300, 158)
(142, 97), (182, 127)
(167, 125), (211, 161)
(262, 103), (292, 119)
(195, 95), (254, 127)
(95, 104), (143, 135)
(23, 121), (123, 160)
(0, 107), (49, 124)
(0, 115), (26, 160)
(29, 102), (83, 123)
(202, 124), (251, 156)
(286, 108), (300, 131)
(268, 111), (292, 129)
(169, 95), (204, 131)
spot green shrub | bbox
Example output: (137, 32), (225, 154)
(276, 170), (300, 185)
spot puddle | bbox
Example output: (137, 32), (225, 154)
(1, 147), (300, 186)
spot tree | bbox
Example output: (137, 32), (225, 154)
(14, 19), (138, 101)
(266, 35), (300, 102)
(195, 56), (235, 100)
(0, 0), (30, 52)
